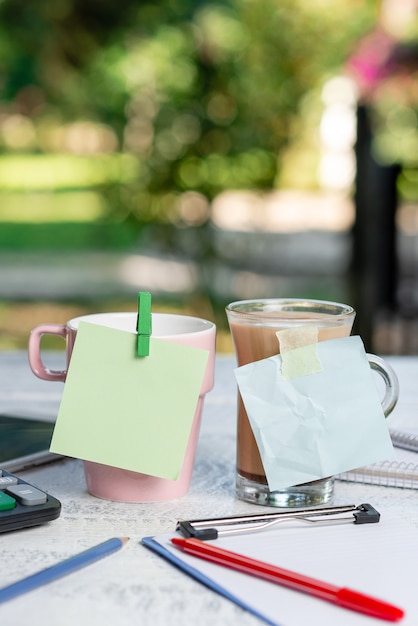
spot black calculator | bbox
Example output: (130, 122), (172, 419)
(0, 469), (61, 532)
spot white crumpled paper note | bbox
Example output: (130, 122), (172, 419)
(234, 335), (395, 491)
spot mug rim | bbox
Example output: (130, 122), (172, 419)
(67, 311), (215, 338)
(226, 298), (355, 321)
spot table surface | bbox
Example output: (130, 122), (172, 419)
(1, 351), (418, 626)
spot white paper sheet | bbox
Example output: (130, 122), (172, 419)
(145, 510), (418, 626)
(234, 336), (395, 490)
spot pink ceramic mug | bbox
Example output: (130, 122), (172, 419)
(28, 312), (216, 502)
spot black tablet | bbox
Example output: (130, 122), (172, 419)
(0, 414), (64, 472)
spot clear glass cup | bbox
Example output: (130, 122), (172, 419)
(226, 298), (398, 507)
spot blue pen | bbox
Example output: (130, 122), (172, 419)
(0, 536), (129, 604)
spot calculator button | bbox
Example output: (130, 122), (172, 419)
(6, 484), (47, 506)
(0, 491), (16, 511)
(0, 476), (18, 489)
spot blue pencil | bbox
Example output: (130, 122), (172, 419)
(0, 536), (129, 604)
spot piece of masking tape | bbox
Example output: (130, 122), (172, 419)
(276, 326), (323, 380)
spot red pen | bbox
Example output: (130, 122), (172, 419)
(172, 537), (404, 622)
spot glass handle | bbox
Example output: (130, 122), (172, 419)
(367, 354), (399, 417)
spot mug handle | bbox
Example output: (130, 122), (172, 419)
(28, 324), (68, 382)
(367, 354), (399, 417)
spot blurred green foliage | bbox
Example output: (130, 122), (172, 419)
(0, 0), (376, 231)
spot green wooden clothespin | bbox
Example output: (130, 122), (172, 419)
(136, 291), (152, 356)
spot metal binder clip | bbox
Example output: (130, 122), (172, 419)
(177, 503), (380, 541)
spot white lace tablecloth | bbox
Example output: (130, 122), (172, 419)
(0, 351), (417, 626)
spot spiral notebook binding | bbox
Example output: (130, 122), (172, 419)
(390, 429), (418, 453)
(338, 459), (418, 489)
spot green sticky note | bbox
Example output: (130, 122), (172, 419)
(50, 322), (209, 480)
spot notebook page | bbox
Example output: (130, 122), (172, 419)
(151, 511), (418, 626)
